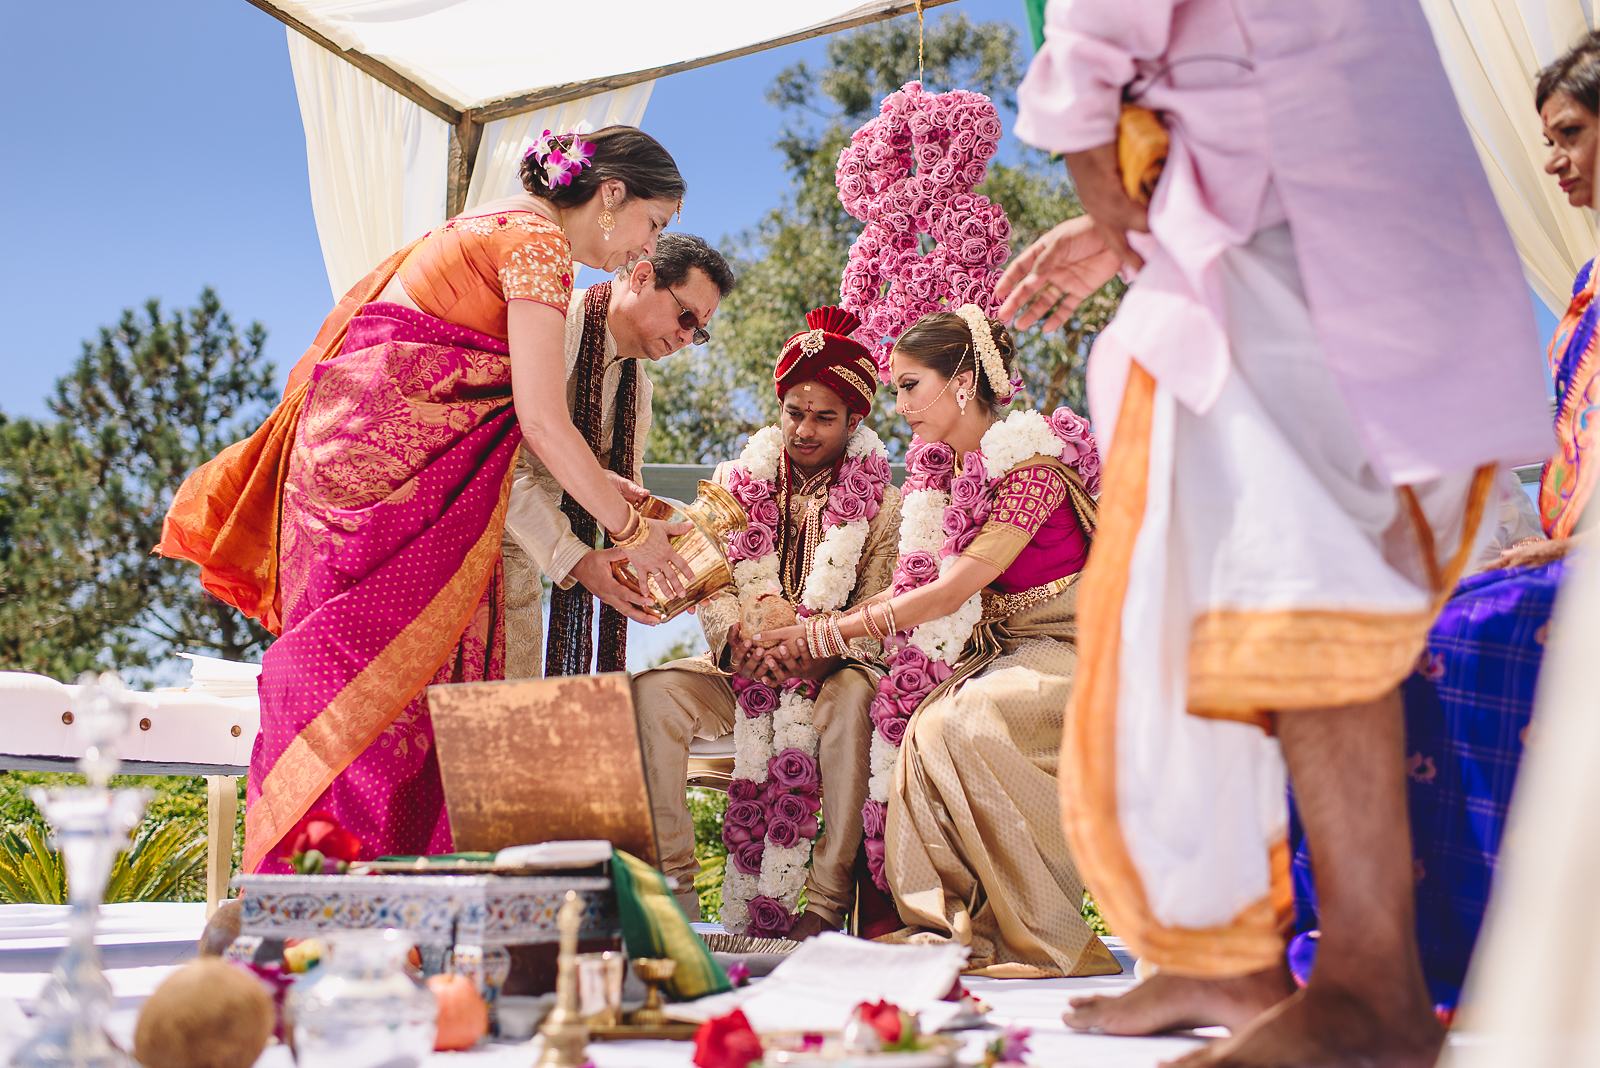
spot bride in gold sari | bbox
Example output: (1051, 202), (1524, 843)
(758, 307), (1120, 977)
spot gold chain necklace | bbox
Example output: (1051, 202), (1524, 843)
(778, 457), (832, 602)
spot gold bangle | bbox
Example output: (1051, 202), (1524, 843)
(861, 605), (885, 643)
(611, 505), (650, 550)
(804, 615), (826, 660)
(883, 600), (898, 638)
(610, 505), (640, 541)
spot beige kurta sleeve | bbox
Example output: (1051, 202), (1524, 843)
(696, 459), (743, 667)
(503, 448), (591, 589)
(841, 483), (903, 663)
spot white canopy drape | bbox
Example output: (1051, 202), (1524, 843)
(289, 35), (654, 298)
(288, 32), (449, 299)
(273, 0), (940, 297)
(266, 1), (939, 114)
(463, 87), (653, 212)
(1421, 0), (1596, 312)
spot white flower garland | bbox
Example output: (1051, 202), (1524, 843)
(721, 421), (890, 934)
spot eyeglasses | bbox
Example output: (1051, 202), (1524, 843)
(665, 285), (711, 346)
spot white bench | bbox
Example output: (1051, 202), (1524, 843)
(0, 665), (258, 915)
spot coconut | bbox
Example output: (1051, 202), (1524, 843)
(742, 594), (798, 637)
(133, 959), (274, 1068)
(196, 898), (242, 957)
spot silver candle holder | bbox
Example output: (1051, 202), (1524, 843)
(14, 673), (149, 1068)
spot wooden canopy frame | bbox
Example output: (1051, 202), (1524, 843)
(244, 0), (958, 214)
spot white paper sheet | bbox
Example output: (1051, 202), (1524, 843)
(666, 933), (969, 1034)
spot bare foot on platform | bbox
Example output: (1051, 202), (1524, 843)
(1160, 983), (1444, 1068)
(1064, 965), (1294, 1036)
(786, 912), (833, 941)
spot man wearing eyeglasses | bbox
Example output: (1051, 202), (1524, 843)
(501, 232), (736, 678)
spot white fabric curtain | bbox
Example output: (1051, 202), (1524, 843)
(1421, 0), (1596, 312)
(464, 84), (655, 210)
(270, 1), (920, 112)
(288, 30), (450, 298)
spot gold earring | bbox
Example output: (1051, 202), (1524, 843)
(598, 202), (616, 241)
(956, 387), (968, 414)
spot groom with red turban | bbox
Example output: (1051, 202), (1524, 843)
(632, 307), (901, 939)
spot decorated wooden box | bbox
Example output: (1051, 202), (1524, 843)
(229, 871), (619, 997)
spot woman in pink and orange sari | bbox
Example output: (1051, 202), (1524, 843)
(160, 127), (694, 872)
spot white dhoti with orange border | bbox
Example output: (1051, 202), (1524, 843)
(1065, 224), (1497, 978)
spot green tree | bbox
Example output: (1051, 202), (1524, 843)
(0, 289), (277, 677)
(648, 13), (1122, 464)
(0, 414), (125, 676)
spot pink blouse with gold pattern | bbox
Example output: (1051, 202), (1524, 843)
(962, 460), (1092, 593)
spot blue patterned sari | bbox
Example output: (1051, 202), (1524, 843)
(1289, 262), (1594, 1013)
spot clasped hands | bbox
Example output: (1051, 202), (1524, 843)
(727, 622), (834, 686)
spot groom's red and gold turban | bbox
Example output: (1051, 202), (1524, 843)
(773, 306), (878, 417)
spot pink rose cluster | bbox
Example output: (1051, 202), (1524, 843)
(723, 467), (777, 564)
(828, 451), (891, 526)
(944, 453), (991, 555)
(723, 746), (823, 938)
(857, 437), (979, 891)
(903, 439), (955, 494)
(1046, 405), (1102, 496)
(862, 642), (955, 890)
(836, 82), (1013, 377)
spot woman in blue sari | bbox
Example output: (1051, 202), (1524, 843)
(1289, 33), (1600, 1015)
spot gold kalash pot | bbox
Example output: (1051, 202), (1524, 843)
(610, 481), (747, 622)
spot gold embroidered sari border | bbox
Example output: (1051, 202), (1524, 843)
(243, 465), (515, 871)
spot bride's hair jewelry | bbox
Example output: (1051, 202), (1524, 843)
(954, 303), (1017, 403)
(896, 311), (1017, 412)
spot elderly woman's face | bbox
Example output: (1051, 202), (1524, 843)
(1542, 90), (1599, 208)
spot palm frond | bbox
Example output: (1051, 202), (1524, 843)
(105, 821), (208, 903)
(0, 822), (67, 904)
(0, 818), (207, 904)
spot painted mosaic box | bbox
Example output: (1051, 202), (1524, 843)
(231, 872), (618, 996)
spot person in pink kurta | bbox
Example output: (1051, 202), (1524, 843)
(997, 1), (1552, 1065)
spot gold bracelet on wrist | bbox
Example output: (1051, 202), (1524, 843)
(882, 600), (898, 638)
(804, 615), (826, 660)
(828, 614), (848, 657)
(861, 604), (885, 643)
(611, 506), (650, 550)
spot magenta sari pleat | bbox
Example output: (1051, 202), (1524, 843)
(246, 304), (520, 872)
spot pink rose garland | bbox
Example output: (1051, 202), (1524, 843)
(836, 82), (1013, 376)
(721, 433), (891, 937)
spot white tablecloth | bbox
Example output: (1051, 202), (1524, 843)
(0, 903), (1222, 1066)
